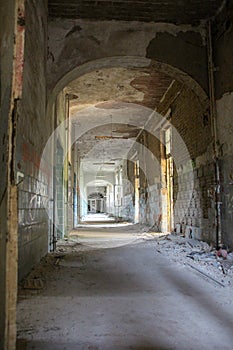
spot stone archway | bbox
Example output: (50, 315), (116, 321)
(47, 56), (208, 118)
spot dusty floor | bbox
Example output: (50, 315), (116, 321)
(17, 221), (233, 350)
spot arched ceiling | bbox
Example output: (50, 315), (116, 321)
(48, 0), (223, 25)
(67, 66), (174, 174)
(72, 102), (154, 173)
(66, 66), (173, 114)
(48, 0), (218, 180)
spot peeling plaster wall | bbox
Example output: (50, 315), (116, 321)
(47, 19), (208, 94)
(146, 30), (208, 93)
(16, 0), (48, 280)
(214, 10), (233, 248)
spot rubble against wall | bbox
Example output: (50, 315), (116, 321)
(152, 233), (233, 287)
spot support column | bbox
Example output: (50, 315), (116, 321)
(0, 1), (25, 349)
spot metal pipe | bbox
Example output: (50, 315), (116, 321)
(187, 263), (225, 287)
(52, 97), (58, 251)
(65, 93), (71, 233)
(207, 20), (222, 248)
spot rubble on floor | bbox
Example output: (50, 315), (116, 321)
(18, 229), (233, 295)
(153, 233), (233, 287)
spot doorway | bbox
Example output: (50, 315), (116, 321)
(88, 193), (105, 213)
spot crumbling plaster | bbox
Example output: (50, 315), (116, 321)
(66, 67), (149, 114)
(47, 19), (208, 100)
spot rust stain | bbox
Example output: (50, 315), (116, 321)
(130, 62), (173, 110)
(14, 0), (25, 99)
(22, 143), (51, 183)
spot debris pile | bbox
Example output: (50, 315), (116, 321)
(23, 278), (44, 290)
(154, 234), (233, 287)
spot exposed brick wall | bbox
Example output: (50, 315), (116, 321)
(157, 81), (211, 160)
(125, 79), (217, 242)
(157, 83), (217, 242)
(174, 164), (216, 242)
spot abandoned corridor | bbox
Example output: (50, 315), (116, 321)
(1, 1), (233, 349)
(17, 222), (233, 350)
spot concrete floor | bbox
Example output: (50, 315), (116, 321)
(17, 224), (233, 350)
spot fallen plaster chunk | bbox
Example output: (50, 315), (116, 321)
(23, 278), (44, 290)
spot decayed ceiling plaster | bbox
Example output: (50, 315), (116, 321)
(72, 102), (153, 173)
(66, 67), (149, 114)
(66, 66), (173, 114)
(66, 66), (173, 174)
